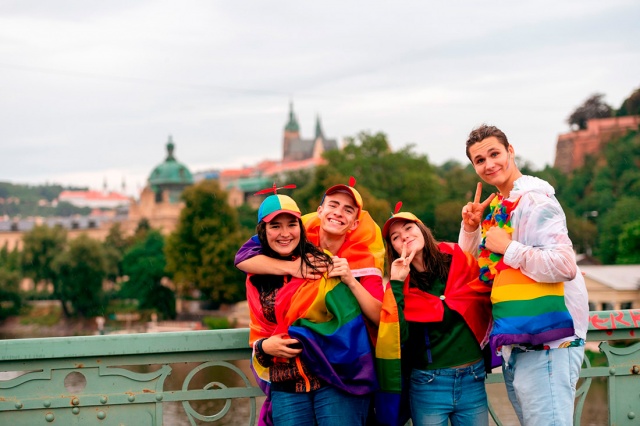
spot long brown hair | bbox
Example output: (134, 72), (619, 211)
(257, 218), (332, 277)
(384, 220), (451, 291)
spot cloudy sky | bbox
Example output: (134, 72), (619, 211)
(1, 1), (638, 197)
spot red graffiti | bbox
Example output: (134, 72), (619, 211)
(589, 310), (640, 330)
(590, 315), (610, 330)
(613, 311), (631, 327)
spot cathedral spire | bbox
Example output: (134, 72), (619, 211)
(284, 102), (300, 132)
(315, 114), (325, 140)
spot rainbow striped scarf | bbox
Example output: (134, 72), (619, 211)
(480, 196), (574, 348)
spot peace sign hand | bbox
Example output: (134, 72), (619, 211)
(461, 182), (496, 232)
(390, 242), (416, 282)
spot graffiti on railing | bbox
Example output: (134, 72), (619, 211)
(589, 309), (640, 337)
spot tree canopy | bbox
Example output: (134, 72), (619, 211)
(54, 234), (109, 317)
(567, 93), (613, 130)
(120, 230), (175, 319)
(165, 180), (248, 308)
(616, 87), (640, 117)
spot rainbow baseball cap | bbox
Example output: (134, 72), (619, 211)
(382, 202), (423, 238)
(258, 194), (301, 223)
(322, 176), (363, 217)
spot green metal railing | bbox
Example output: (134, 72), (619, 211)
(1, 310), (638, 425)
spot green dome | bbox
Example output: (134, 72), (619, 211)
(148, 137), (194, 187)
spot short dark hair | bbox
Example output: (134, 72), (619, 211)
(465, 124), (509, 161)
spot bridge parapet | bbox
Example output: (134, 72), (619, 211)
(0, 310), (638, 425)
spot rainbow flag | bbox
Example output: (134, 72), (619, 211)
(373, 283), (409, 426)
(287, 278), (378, 394)
(247, 273), (379, 425)
(490, 265), (574, 348)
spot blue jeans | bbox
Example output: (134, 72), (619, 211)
(271, 386), (370, 426)
(502, 346), (584, 426)
(409, 359), (488, 426)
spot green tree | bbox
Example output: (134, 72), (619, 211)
(437, 161), (480, 204)
(0, 242), (21, 273)
(236, 203), (259, 235)
(322, 131), (443, 226)
(0, 268), (22, 320)
(603, 130), (640, 196)
(130, 218), (152, 245)
(120, 230), (175, 319)
(433, 201), (466, 242)
(617, 219), (640, 264)
(567, 93), (613, 130)
(615, 87), (640, 117)
(165, 180), (247, 308)
(21, 225), (69, 316)
(559, 156), (598, 215)
(565, 209), (598, 256)
(595, 197), (640, 264)
(103, 223), (130, 280)
(53, 234), (108, 317)
(0, 242), (22, 320)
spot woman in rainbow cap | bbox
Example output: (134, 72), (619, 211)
(247, 184), (377, 426)
(382, 202), (493, 426)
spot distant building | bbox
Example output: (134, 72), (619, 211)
(581, 264), (640, 311)
(126, 137), (193, 235)
(554, 116), (640, 173)
(0, 137), (193, 250)
(220, 157), (326, 208)
(283, 102), (338, 162)
(58, 190), (130, 209)
(217, 103), (339, 208)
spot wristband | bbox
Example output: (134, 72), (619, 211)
(256, 338), (266, 355)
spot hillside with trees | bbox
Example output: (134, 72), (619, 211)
(0, 182), (91, 217)
(1, 86), (638, 323)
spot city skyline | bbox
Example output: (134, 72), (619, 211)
(1, 1), (639, 197)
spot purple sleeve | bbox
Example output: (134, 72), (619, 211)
(234, 235), (263, 267)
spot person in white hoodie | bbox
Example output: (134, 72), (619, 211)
(458, 124), (589, 426)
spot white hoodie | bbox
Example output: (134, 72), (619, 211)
(459, 175), (590, 345)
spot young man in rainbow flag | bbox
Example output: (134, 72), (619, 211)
(459, 124), (589, 426)
(237, 177), (385, 328)
(237, 179), (402, 425)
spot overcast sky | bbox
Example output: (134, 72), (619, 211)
(1, 1), (639, 197)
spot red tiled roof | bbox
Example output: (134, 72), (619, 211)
(59, 190), (129, 201)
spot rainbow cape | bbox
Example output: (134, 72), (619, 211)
(479, 196), (574, 348)
(247, 274), (378, 425)
(490, 265), (574, 347)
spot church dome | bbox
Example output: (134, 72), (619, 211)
(149, 136), (194, 187)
